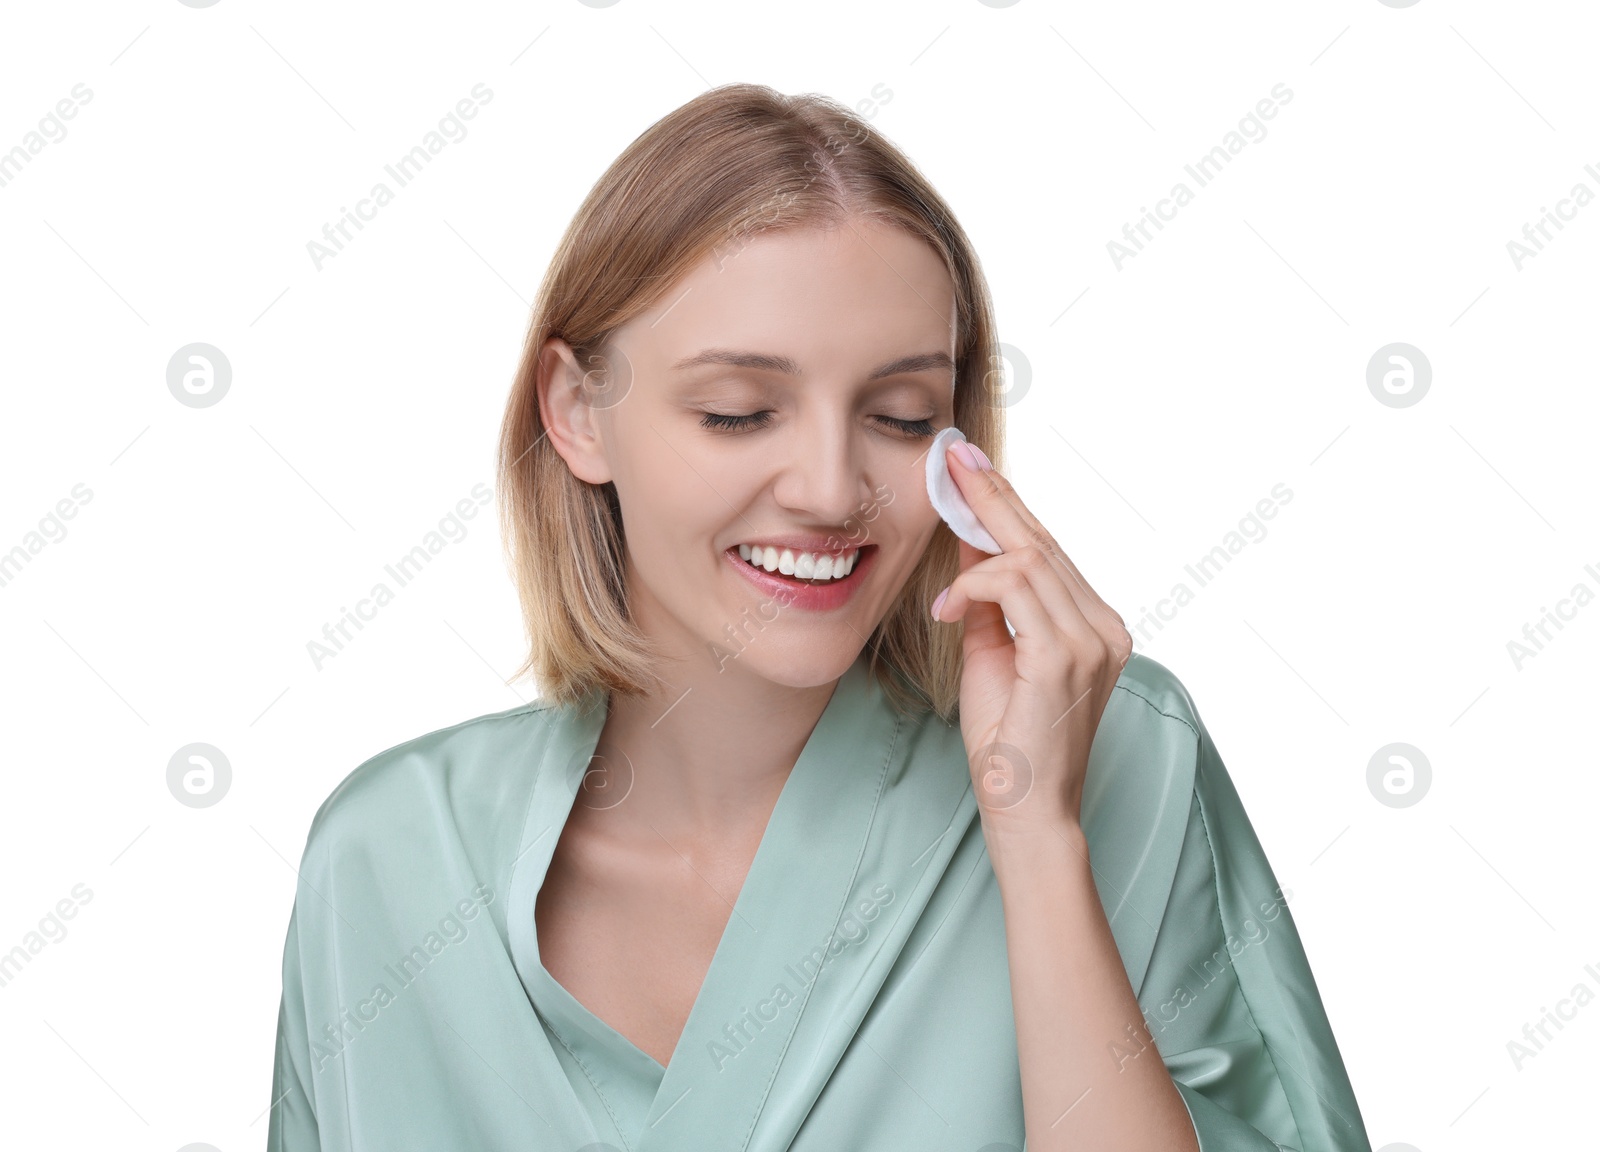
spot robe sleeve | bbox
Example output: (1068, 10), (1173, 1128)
(1139, 702), (1372, 1152)
(267, 898), (322, 1151)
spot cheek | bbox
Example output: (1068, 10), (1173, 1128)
(614, 447), (755, 555)
(608, 428), (705, 515)
(882, 470), (939, 530)
(868, 500), (939, 565)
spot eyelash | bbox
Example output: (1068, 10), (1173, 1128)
(700, 411), (936, 438)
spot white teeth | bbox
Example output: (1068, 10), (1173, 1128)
(736, 544), (861, 581)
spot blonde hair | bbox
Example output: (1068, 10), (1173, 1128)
(496, 82), (1005, 722)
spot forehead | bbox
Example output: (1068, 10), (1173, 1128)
(627, 221), (958, 372)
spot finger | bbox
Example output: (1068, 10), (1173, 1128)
(935, 564), (1075, 666)
(1031, 532), (1128, 649)
(945, 446), (1122, 627)
(950, 545), (1095, 644)
(953, 546), (1131, 675)
(1014, 553), (1111, 660)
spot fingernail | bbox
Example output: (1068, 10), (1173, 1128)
(968, 444), (993, 471)
(930, 586), (950, 621)
(950, 441), (981, 472)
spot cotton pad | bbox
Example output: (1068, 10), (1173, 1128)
(926, 426), (1002, 554)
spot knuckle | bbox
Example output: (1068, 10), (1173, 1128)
(1018, 545), (1050, 571)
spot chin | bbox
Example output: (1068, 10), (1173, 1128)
(715, 636), (865, 690)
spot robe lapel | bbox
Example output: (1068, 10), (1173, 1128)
(635, 654), (977, 1152)
(729, 666), (980, 1150)
(617, 653), (881, 1149)
(504, 686), (616, 1147)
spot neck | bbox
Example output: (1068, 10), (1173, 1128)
(593, 651), (849, 841)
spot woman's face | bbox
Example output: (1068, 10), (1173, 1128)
(543, 218), (957, 689)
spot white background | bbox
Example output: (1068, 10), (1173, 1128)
(1, 1), (1594, 1148)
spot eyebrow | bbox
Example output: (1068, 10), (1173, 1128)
(669, 348), (956, 380)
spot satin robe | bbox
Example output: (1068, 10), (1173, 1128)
(268, 651), (1372, 1151)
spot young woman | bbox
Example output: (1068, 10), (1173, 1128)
(269, 84), (1371, 1152)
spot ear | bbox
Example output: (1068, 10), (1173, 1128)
(536, 335), (614, 485)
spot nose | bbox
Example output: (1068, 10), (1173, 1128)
(768, 409), (880, 535)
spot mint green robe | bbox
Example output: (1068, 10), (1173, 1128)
(268, 652), (1371, 1151)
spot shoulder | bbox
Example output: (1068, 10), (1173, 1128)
(300, 695), (569, 862)
(1085, 650), (1213, 833)
(1082, 651), (1230, 866)
(1096, 654), (1274, 913)
(1090, 651), (1211, 805)
(1109, 651), (1205, 741)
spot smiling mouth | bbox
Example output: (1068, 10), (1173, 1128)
(723, 543), (877, 612)
(732, 543), (875, 583)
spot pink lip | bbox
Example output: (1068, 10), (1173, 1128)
(724, 544), (877, 612)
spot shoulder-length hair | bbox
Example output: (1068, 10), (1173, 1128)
(497, 82), (1005, 723)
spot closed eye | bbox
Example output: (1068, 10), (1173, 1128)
(881, 416), (936, 438)
(699, 411), (774, 432)
(699, 412), (935, 438)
